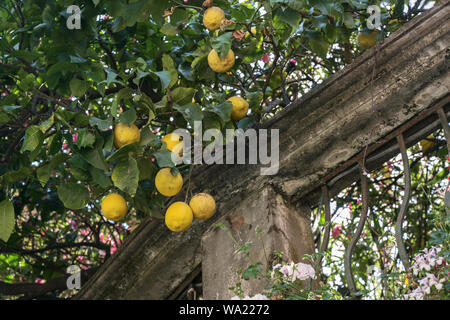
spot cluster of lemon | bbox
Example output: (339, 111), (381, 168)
(100, 126), (217, 233)
(204, 6), (249, 121)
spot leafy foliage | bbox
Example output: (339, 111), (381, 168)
(0, 0), (437, 299)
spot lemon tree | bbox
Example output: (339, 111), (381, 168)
(0, 0), (437, 298)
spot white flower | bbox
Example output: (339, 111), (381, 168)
(293, 262), (316, 281)
(279, 263), (294, 279)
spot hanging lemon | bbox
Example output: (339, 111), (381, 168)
(227, 96), (249, 121)
(208, 49), (235, 73)
(189, 193), (216, 220)
(165, 202), (194, 232)
(101, 193), (128, 222)
(155, 168), (183, 197)
(114, 123), (140, 148)
(203, 7), (225, 31)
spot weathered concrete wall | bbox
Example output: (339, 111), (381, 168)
(74, 1), (450, 300)
(202, 186), (315, 300)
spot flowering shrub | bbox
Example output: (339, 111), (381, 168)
(271, 262), (316, 282)
(230, 259), (318, 300)
(403, 246), (448, 300)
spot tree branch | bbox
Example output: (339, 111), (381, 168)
(0, 268), (98, 299)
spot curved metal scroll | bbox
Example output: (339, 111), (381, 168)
(437, 107), (450, 156)
(318, 185), (331, 263)
(306, 185), (331, 290)
(395, 134), (411, 272)
(344, 162), (369, 294)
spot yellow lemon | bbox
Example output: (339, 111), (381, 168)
(208, 49), (235, 73)
(203, 6), (225, 31)
(420, 136), (436, 153)
(165, 202), (193, 232)
(189, 193), (216, 220)
(162, 133), (183, 156)
(228, 96), (249, 121)
(114, 123), (140, 148)
(155, 168), (183, 197)
(245, 27), (257, 38)
(357, 31), (378, 49)
(101, 193), (128, 222)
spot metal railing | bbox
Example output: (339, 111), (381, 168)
(309, 97), (450, 297)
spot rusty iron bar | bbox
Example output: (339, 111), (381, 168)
(318, 185), (331, 264)
(437, 107), (450, 157)
(395, 134), (412, 273)
(306, 185), (331, 290)
(344, 162), (369, 295)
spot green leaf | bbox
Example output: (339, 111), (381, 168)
(274, 7), (302, 30)
(153, 71), (172, 90)
(170, 87), (196, 106)
(89, 166), (113, 188)
(1, 167), (31, 184)
(107, 142), (139, 162)
(310, 0), (344, 16)
(69, 78), (89, 97)
(112, 158), (139, 196)
(118, 107), (137, 125)
(343, 12), (355, 29)
(48, 130), (62, 155)
(137, 158), (157, 181)
(149, 0), (169, 25)
(307, 31), (329, 58)
(154, 149), (175, 168)
(89, 117), (113, 131)
(0, 200), (15, 242)
(1, 105), (22, 113)
(160, 23), (178, 36)
(393, 0), (405, 19)
(0, 113), (10, 125)
(75, 129), (96, 148)
(209, 101), (233, 122)
(174, 103), (204, 126)
(139, 126), (157, 147)
(20, 126), (44, 153)
(80, 148), (108, 171)
(162, 54), (178, 88)
(212, 32), (233, 59)
(36, 154), (68, 187)
(36, 165), (51, 187)
(57, 183), (90, 210)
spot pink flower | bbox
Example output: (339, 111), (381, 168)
(289, 59), (297, 65)
(332, 225), (342, 239)
(62, 143), (68, 150)
(24, 123), (29, 128)
(262, 53), (270, 64)
(72, 133), (78, 143)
